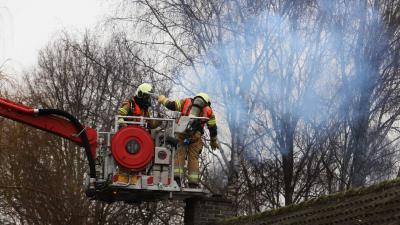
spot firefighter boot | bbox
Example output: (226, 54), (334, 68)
(188, 183), (199, 189)
(174, 177), (182, 187)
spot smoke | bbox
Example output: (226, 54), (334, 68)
(179, 0), (388, 160)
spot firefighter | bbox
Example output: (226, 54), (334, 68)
(117, 83), (155, 128)
(158, 92), (218, 188)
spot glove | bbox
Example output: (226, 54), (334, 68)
(117, 118), (127, 129)
(210, 137), (219, 150)
(118, 123), (127, 129)
(158, 95), (168, 105)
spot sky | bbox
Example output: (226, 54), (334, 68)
(0, 0), (109, 77)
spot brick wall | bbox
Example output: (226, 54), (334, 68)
(217, 179), (400, 225)
(184, 196), (236, 225)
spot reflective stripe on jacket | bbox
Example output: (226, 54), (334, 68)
(118, 98), (147, 126)
(118, 98), (144, 116)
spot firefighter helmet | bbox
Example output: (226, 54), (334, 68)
(134, 83), (153, 109)
(135, 83), (153, 96)
(195, 92), (211, 105)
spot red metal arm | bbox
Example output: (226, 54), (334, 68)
(0, 97), (97, 157)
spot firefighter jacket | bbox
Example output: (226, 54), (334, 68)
(161, 97), (218, 139)
(118, 97), (158, 128)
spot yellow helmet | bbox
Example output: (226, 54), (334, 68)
(135, 83), (153, 96)
(196, 92), (211, 105)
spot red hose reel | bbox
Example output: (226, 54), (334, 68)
(111, 126), (154, 170)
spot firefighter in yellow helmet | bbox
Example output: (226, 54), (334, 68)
(117, 83), (156, 128)
(158, 92), (218, 188)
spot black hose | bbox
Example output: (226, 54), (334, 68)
(38, 109), (96, 179)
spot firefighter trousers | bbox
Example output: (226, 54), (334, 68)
(174, 132), (203, 184)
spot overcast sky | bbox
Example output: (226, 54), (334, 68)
(0, 0), (109, 76)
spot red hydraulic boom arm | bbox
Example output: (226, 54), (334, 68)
(0, 97), (98, 194)
(0, 97), (98, 153)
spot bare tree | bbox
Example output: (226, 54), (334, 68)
(0, 30), (180, 225)
(3, 0), (400, 222)
(106, 0), (400, 211)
